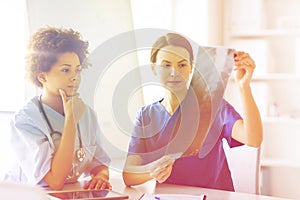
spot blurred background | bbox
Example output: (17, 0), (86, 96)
(0, 0), (300, 199)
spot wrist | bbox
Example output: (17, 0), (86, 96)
(93, 172), (109, 181)
(238, 83), (251, 93)
(92, 167), (109, 178)
(63, 117), (77, 135)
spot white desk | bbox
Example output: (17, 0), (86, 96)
(154, 183), (291, 200)
(50, 177), (291, 200)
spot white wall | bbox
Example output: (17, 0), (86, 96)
(25, 0), (145, 170)
(0, 112), (14, 179)
(2, 0), (240, 173)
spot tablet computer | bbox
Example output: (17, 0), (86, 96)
(47, 189), (128, 200)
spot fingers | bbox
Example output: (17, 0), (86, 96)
(154, 165), (173, 183)
(59, 89), (86, 122)
(155, 171), (170, 183)
(234, 51), (255, 69)
(150, 159), (174, 183)
(94, 181), (108, 190)
(233, 51), (256, 85)
(149, 156), (174, 176)
(59, 89), (67, 106)
(83, 179), (112, 190)
(59, 89), (80, 102)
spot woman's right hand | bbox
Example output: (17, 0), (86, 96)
(59, 89), (86, 123)
(149, 155), (175, 183)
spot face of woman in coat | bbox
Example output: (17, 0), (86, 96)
(39, 52), (82, 98)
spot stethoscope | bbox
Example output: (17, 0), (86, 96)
(37, 95), (86, 162)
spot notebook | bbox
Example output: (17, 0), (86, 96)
(47, 189), (128, 200)
(140, 193), (206, 200)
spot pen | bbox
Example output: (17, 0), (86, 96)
(154, 196), (160, 200)
(137, 193), (145, 200)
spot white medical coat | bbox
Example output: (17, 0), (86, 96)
(4, 96), (110, 186)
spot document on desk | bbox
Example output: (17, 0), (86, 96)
(140, 193), (206, 200)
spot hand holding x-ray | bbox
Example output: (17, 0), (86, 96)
(149, 155), (175, 183)
(123, 153), (181, 175)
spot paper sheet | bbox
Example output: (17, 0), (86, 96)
(124, 152), (182, 173)
(140, 193), (207, 200)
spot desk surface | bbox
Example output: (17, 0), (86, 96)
(50, 176), (291, 200)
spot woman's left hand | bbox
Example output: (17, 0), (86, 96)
(233, 51), (256, 87)
(83, 174), (112, 190)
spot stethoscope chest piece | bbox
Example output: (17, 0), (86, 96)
(76, 147), (86, 162)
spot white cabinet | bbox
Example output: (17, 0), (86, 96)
(224, 0), (300, 199)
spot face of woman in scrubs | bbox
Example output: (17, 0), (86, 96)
(153, 45), (193, 95)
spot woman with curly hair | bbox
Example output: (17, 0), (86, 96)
(4, 26), (111, 190)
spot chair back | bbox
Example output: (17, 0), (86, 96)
(223, 140), (260, 194)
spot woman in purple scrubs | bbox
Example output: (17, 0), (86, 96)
(123, 33), (263, 191)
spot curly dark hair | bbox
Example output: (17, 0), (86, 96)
(26, 26), (89, 87)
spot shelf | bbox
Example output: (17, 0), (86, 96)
(262, 117), (300, 123)
(225, 1), (300, 199)
(229, 29), (300, 39)
(252, 73), (300, 82)
(229, 73), (300, 83)
(261, 158), (300, 168)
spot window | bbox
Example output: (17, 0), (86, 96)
(0, 0), (28, 180)
(0, 1), (29, 111)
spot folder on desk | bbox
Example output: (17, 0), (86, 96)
(140, 193), (206, 200)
